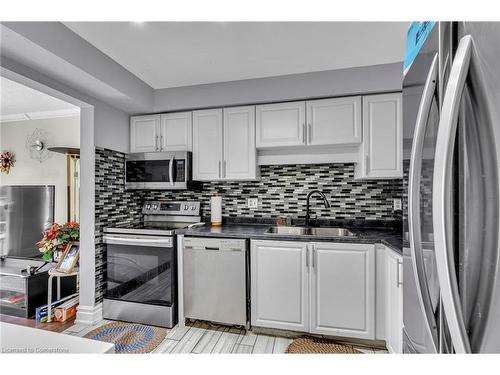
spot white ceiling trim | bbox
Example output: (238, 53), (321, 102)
(0, 108), (80, 123)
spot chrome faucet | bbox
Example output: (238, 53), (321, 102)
(305, 190), (331, 227)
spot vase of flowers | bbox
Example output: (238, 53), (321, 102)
(37, 221), (80, 262)
(0, 151), (16, 174)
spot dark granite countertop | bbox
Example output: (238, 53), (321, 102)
(176, 219), (402, 254)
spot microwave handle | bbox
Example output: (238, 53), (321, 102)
(169, 155), (175, 186)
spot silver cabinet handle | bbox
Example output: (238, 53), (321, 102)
(155, 135), (159, 151)
(312, 244), (316, 269)
(306, 245), (309, 268)
(160, 135), (163, 151)
(302, 123), (306, 144)
(408, 52), (439, 352)
(218, 160), (221, 179)
(308, 123), (312, 144)
(365, 155), (369, 175)
(222, 160), (226, 179)
(169, 154), (175, 186)
(433, 34), (473, 354)
(397, 260), (403, 287)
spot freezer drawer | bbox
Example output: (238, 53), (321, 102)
(183, 237), (247, 326)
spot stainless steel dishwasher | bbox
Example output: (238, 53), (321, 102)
(183, 237), (248, 326)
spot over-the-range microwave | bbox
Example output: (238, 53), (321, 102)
(125, 151), (200, 190)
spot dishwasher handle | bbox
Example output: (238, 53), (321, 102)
(183, 245), (219, 251)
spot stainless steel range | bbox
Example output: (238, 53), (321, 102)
(103, 201), (201, 328)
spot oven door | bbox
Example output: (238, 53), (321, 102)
(103, 234), (175, 308)
(125, 151), (189, 190)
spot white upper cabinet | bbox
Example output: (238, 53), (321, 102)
(130, 115), (161, 152)
(306, 96), (362, 146)
(256, 98), (362, 150)
(160, 112), (192, 151)
(357, 93), (402, 179)
(131, 113), (192, 153)
(193, 109), (223, 181)
(251, 240), (309, 332)
(193, 106), (258, 181)
(310, 242), (375, 339)
(256, 101), (306, 148)
(223, 106), (257, 180)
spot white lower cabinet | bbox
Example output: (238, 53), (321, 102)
(251, 240), (375, 340)
(385, 248), (403, 353)
(310, 242), (375, 339)
(250, 240), (309, 331)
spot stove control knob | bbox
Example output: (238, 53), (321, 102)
(152, 204), (158, 210)
(183, 204), (189, 210)
(145, 204), (151, 210)
(191, 206), (196, 210)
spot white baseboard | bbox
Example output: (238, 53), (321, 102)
(75, 303), (103, 325)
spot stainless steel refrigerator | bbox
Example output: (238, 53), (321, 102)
(403, 22), (500, 353)
(0, 185), (55, 259)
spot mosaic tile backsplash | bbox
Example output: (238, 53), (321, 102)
(147, 164), (402, 221)
(94, 147), (143, 303)
(94, 147), (402, 303)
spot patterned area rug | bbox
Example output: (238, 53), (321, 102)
(84, 321), (168, 354)
(286, 336), (361, 354)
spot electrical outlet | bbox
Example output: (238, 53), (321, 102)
(393, 199), (402, 211)
(247, 198), (258, 209)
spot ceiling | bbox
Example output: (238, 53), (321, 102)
(0, 77), (79, 122)
(64, 22), (409, 89)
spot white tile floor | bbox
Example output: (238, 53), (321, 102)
(62, 319), (389, 354)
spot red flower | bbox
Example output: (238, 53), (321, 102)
(37, 221), (79, 260)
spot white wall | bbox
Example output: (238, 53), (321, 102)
(0, 116), (80, 223)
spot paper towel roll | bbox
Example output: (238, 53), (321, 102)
(211, 195), (222, 226)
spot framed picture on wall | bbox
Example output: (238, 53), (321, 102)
(55, 242), (80, 273)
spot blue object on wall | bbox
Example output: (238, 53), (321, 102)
(404, 22), (436, 75)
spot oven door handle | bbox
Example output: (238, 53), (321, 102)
(104, 236), (172, 247)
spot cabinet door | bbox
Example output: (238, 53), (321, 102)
(386, 249), (403, 353)
(310, 242), (375, 339)
(251, 240), (309, 332)
(130, 115), (160, 153)
(256, 101), (305, 148)
(223, 106), (257, 180)
(306, 96), (362, 146)
(360, 93), (402, 178)
(160, 112), (192, 151)
(192, 109), (223, 181)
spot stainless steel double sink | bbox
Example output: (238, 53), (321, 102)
(265, 226), (356, 237)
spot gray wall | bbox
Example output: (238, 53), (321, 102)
(94, 102), (130, 153)
(153, 62), (403, 113)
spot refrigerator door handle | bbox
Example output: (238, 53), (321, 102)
(408, 52), (440, 352)
(433, 34), (473, 354)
